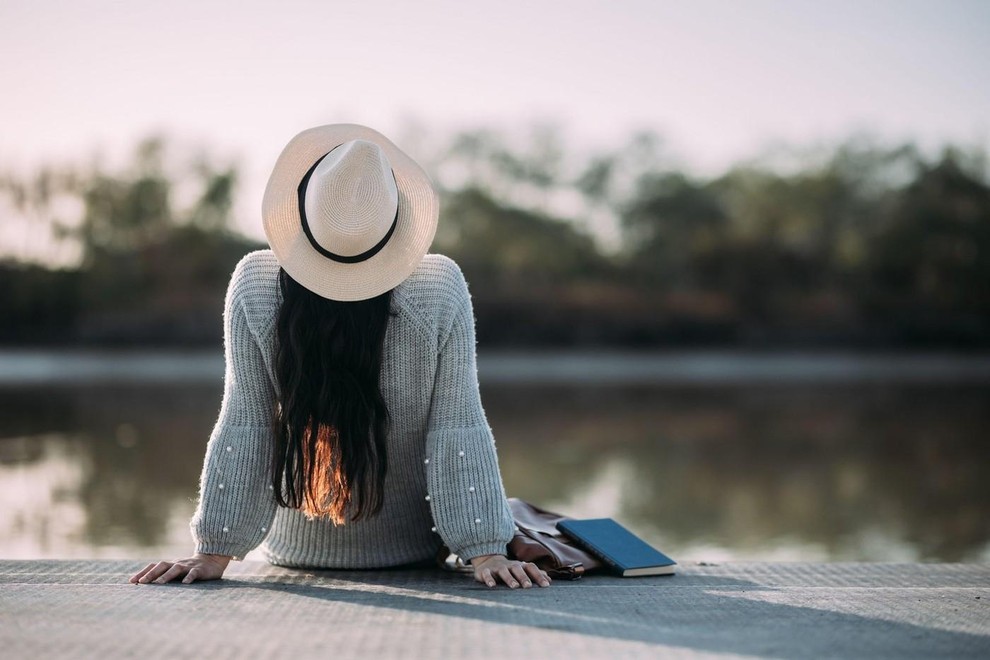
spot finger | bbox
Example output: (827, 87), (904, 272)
(154, 563), (189, 584)
(509, 564), (532, 588)
(138, 561), (173, 584)
(182, 567), (200, 584)
(137, 561), (168, 583)
(526, 563), (551, 587)
(497, 567), (519, 589)
(473, 567), (494, 588)
(130, 563), (157, 584)
(523, 562), (551, 587)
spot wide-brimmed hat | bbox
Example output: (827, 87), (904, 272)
(262, 124), (439, 301)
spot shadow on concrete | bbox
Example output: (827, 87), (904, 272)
(195, 567), (990, 658)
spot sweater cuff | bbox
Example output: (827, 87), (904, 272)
(194, 542), (246, 560)
(458, 541), (510, 562)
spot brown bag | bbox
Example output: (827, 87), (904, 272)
(437, 498), (603, 580)
(506, 498), (603, 579)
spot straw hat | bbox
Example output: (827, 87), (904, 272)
(262, 124), (439, 301)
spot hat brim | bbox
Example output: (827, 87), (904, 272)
(262, 124), (439, 301)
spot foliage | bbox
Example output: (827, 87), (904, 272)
(863, 156), (990, 343)
(0, 130), (988, 347)
(437, 187), (610, 287)
(0, 261), (81, 343)
(0, 138), (262, 345)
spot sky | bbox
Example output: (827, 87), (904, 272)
(1, 0), (988, 244)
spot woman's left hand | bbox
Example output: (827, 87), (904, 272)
(470, 554), (551, 589)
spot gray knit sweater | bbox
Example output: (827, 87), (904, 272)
(190, 250), (515, 568)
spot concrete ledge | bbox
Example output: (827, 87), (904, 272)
(2, 560), (988, 658)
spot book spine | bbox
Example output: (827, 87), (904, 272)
(560, 525), (622, 572)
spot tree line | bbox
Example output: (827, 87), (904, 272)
(1, 129), (988, 348)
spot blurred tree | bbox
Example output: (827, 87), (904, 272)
(577, 131), (669, 203)
(697, 166), (854, 326)
(187, 160), (238, 233)
(620, 171), (729, 290)
(70, 138), (250, 336)
(0, 137), (260, 344)
(574, 155), (615, 205)
(865, 151), (990, 343)
(2, 129), (988, 348)
(0, 164), (82, 264)
(0, 262), (81, 343)
(440, 124), (581, 230)
(437, 187), (608, 288)
(76, 138), (172, 262)
(436, 188), (661, 346)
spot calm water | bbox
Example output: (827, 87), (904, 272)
(1, 351), (988, 563)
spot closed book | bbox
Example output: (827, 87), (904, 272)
(556, 518), (676, 577)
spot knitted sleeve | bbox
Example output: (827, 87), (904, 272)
(424, 263), (514, 561)
(190, 259), (278, 559)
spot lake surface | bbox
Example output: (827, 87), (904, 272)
(1, 351), (988, 563)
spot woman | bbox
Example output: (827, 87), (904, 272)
(129, 124), (550, 589)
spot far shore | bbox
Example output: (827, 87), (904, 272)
(2, 348), (990, 386)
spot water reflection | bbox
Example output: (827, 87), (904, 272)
(493, 385), (990, 562)
(1, 381), (988, 562)
(0, 385), (219, 558)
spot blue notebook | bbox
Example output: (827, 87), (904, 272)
(557, 518), (677, 576)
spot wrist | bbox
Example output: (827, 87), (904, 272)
(195, 552), (232, 567)
(469, 553), (505, 566)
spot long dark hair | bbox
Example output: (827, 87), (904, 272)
(271, 268), (392, 524)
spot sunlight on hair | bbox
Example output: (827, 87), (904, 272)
(300, 424), (351, 525)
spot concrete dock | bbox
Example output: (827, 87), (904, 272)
(2, 560), (988, 658)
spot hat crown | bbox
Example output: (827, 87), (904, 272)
(304, 139), (399, 257)
(263, 123), (439, 301)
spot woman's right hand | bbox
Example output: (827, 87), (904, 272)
(129, 552), (231, 585)
(470, 554), (551, 589)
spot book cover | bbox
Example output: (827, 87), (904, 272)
(556, 518), (677, 577)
